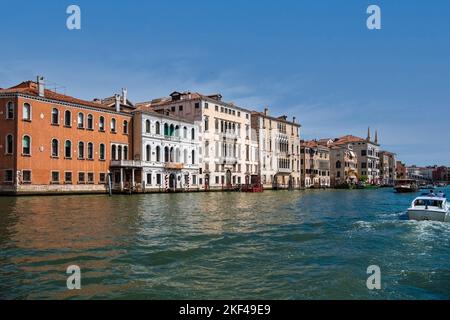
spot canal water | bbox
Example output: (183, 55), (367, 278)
(0, 187), (449, 300)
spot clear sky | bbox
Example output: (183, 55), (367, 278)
(1, 0), (449, 166)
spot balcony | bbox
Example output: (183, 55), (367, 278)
(277, 167), (291, 174)
(110, 160), (142, 168)
(217, 156), (238, 165)
(164, 162), (184, 170)
(219, 131), (238, 140)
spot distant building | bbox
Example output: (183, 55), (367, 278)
(379, 151), (397, 186)
(329, 128), (381, 184)
(300, 140), (330, 188)
(320, 140), (358, 187)
(396, 161), (407, 180)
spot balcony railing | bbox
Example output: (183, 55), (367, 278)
(277, 167), (291, 174)
(219, 131), (238, 140)
(217, 156), (238, 165)
(164, 162), (184, 170)
(110, 160), (142, 167)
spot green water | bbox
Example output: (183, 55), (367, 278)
(0, 188), (449, 299)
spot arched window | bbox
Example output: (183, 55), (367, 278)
(175, 125), (180, 137)
(51, 139), (59, 157)
(164, 123), (169, 136)
(176, 148), (180, 163)
(169, 124), (175, 136)
(99, 144), (105, 160)
(77, 113), (84, 129)
(111, 145), (117, 160)
(22, 135), (31, 155)
(170, 147), (174, 162)
(23, 103), (31, 121)
(78, 142), (85, 159)
(183, 127), (187, 139)
(123, 120), (128, 134)
(118, 146), (122, 160)
(87, 114), (94, 130)
(99, 116), (105, 131)
(145, 120), (151, 133)
(123, 146), (128, 160)
(146, 145), (151, 162)
(65, 140), (72, 158)
(6, 134), (13, 154)
(6, 102), (14, 119)
(191, 128), (195, 140)
(64, 110), (71, 126)
(184, 149), (188, 164)
(155, 121), (160, 135)
(191, 150), (195, 165)
(164, 147), (169, 163)
(111, 118), (117, 132)
(51, 108), (59, 125)
(156, 146), (161, 162)
(87, 142), (94, 160)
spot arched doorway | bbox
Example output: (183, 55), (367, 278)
(226, 170), (232, 186)
(205, 174), (210, 190)
(169, 173), (177, 190)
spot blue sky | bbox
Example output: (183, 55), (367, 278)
(1, 0), (449, 166)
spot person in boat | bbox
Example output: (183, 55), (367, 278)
(437, 191), (445, 198)
(428, 190), (437, 197)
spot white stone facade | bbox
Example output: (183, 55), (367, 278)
(132, 110), (200, 191)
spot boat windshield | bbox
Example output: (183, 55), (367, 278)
(414, 199), (443, 208)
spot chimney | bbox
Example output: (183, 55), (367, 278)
(37, 76), (45, 97)
(122, 88), (128, 105)
(293, 116), (296, 123)
(115, 94), (121, 112)
(264, 107), (268, 116)
(367, 126), (371, 141)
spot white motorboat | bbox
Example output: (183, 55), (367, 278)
(408, 196), (449, 222)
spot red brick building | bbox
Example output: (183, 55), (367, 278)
(0, 78), (133, 194)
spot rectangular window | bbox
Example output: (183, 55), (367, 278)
(156, 174), (161, 185)
(78, 172), (85, 184)
(179, 105), (183, 111)
(215, 176), (219, 184)
(215, 105), (219, 111)
(65, 172), (72, 184)
(99, 173), (106, 184)
(361, 150), (367, 156)
(147, 173), (152, 185)
(192, 175), (197, 185)
(51, 171), (60, 184)
(195, 103), (200, 109)
(22, 170), (31, 183)
(171, 106), (175, 112)
(87, 172), (94, 184)
(205, 103), (209, 109)
(4, 170), (13, 182)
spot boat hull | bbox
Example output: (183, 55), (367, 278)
(408, 209), (449, 222)
(395, 187), (418, 193)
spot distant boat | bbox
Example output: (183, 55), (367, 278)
(394, 179), (419, 193)
(408, 196), (449, 222)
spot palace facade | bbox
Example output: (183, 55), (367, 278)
(0, 78), (132, 195)
(252, 108), (301, 189)
(138, 92), (260, 190)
